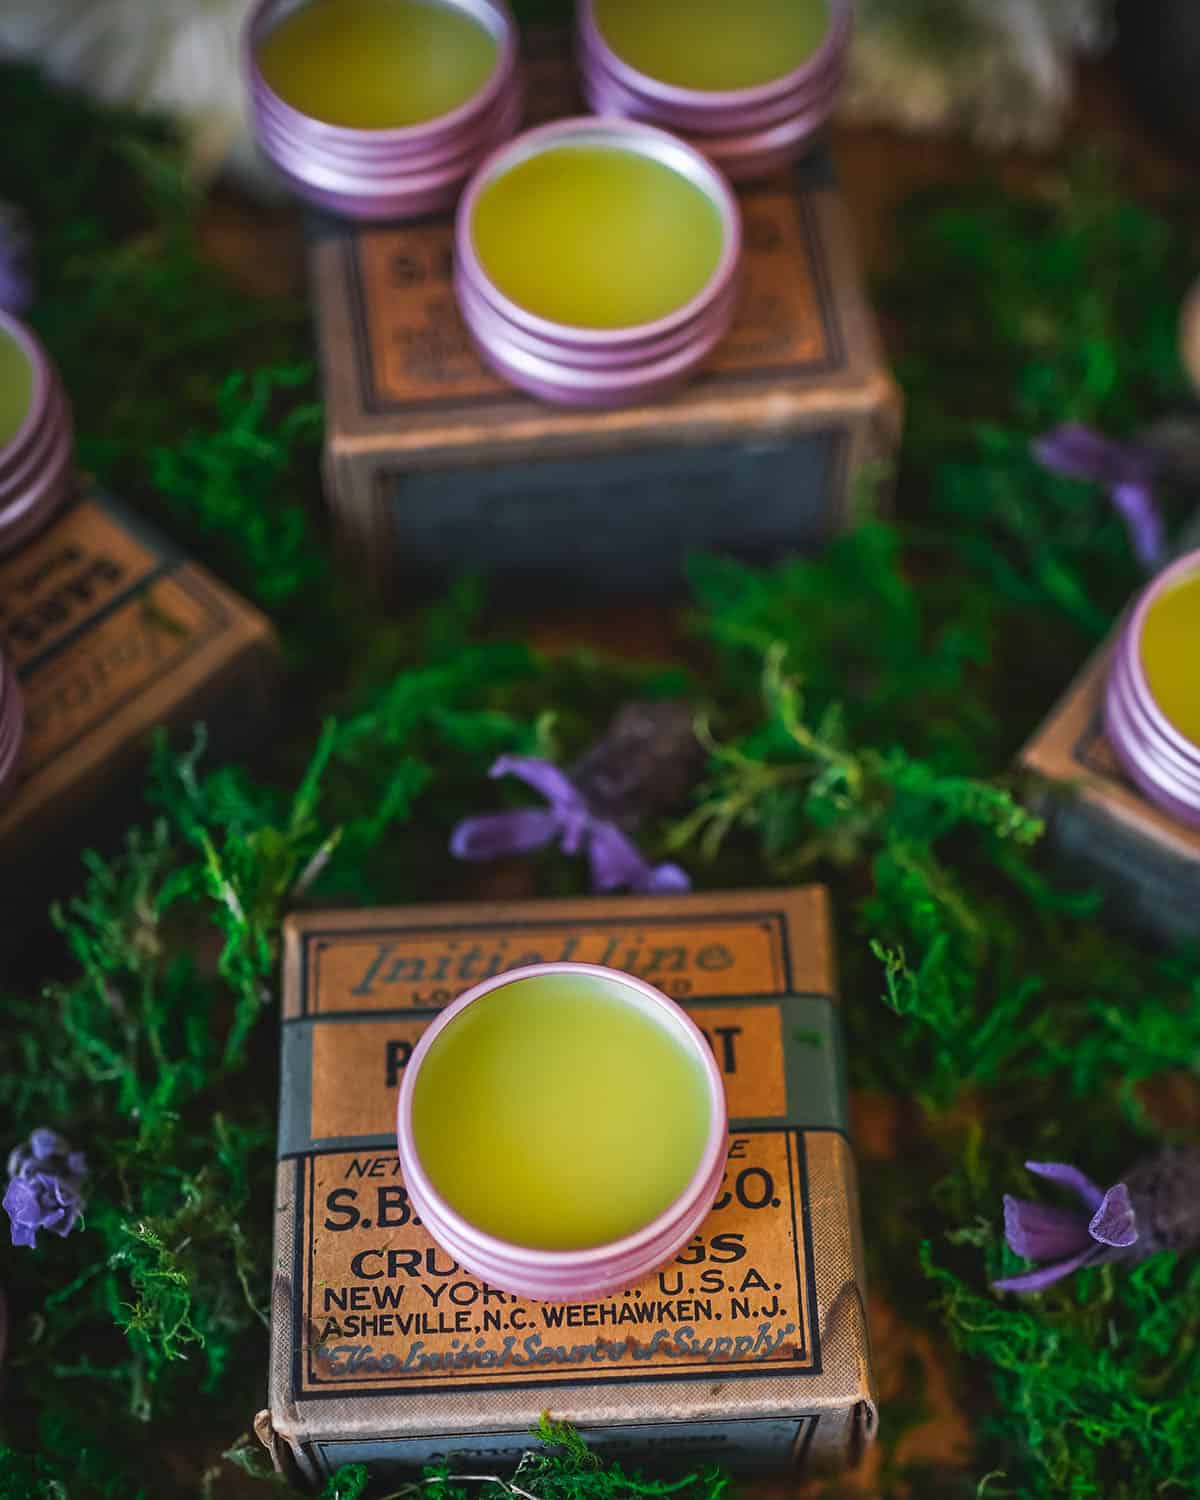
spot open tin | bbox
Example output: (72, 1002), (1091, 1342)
(455, 116), (742, 408)
(0, 310), (74, 557)
(1105, 547), (1200, 829)
(244, 0), (523, 220)
(0, 648), (25, 808)
(576, 0), (852, 181)
(396, 962), (729, 1301)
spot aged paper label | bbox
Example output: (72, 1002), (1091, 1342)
(1022, 643), (1200, 856)
(334, 33), (828, 410)
(295, 1128), (815, 1397)
(352, 189), (829, 410)
(303, 915), (792, 1015)
(0, 500), (162, 669)
(0, 499), (230, 808)
(307, 1002), (787, 1147)
(14, 581), (223, 775)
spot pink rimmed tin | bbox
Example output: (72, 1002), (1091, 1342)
(1105, 548), (1200, 830)
(0, 310), (74, 557)
(244, 0), (523, 221)
(454, 117), (743, 409)
(396, 962), (729, 1301)
(0, 649), (25, 807)
(576, 0), (852, 181)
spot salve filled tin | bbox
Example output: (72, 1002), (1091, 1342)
(1105, 548), (1200, 828)
(397, 962), (728, 1301)
(0, 648), (25, 807)
(0, 310), (73, 556)
(576, 0), (852, 181)
(245, 0), (523, 220)
(455, 117), (742, 407)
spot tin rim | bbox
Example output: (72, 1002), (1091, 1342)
(264, 85), (524, 196)
(459, 275), (739, 406)
(250, 51), (522, 166)
(455, 252), (740, 365)
(576, 17), (847, 134)
(456, 116), (742, 349)
(396, 962), (728, 1284)
(577, 0), (852, 113)
(1105, 549), (1200, 827)
(1118, 549), (1200, 761)
(582, 73), (838, 161)
(245, 0), (518, 148)
(579, 46), (846, 132)
(0, 309), (52, 473)
(0, 381), (73, 551)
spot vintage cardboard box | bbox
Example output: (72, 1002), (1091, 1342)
(307, 32), (901, 605)
(0, 487), (279, 909)
(261, 888), (875, 1485)
(1019, 641), (1200, 946)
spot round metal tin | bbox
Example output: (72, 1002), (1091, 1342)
(456, 270), (741, 370)
(244, 0), (523, 221)
(396, 963), (728, 1302)
(457, 273), (739, 407)
(576, 0), (852, 180)
(455, 116), (742, 407)
(1105, 549), (1200, 829)
(0, 649), (26, 808)
(0, 310), (74, 557)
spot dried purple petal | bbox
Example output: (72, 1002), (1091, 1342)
(0, 202), (34, 316)
(450, 808), (561, 861)
(449, 712), (696, 897)
(1002, 1196), (1094, 1263)
(1023, 1160), (1105, 1210)
(1033, 424), (1167, 571)
(994, 1147), (1200, 1294)
(993, 1245), (1105, 1294)
(4, 1128), (88, 1249)
(586, 819), (690, 895)
(1088, 1183), (1137, 1249)
(489, 756), (587, 817)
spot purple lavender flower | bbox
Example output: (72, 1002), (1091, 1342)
(451, 755), (691, 894)
(1033, 424), (1167, 571)
(4, 1129), (88, 1249)
(994, 1148), (1200, 1293)
(0, 202), (34, 316)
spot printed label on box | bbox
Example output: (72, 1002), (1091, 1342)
(0, 501), (163, 667)
(305, 1002), (786, 1145)
(15, 580), (226, 773)
(350, 189), (832, 412)
(0, 500), (233, 809)
(301, 915), (793, 1014)
(295, 1126), (816, 1398)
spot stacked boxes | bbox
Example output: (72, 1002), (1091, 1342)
(261, 888), (875, 1482)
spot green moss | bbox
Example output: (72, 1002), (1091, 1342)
(2, 53), (1200, 1500)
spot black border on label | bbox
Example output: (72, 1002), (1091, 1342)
(309, 1411), (821, 1480)
(14, 569), (231, 777)
(291, 1125), (821, 1403)
(299, 911), (795, 1018)
(1071, 711), (1128, 786)
(341, 168), (844, 420)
